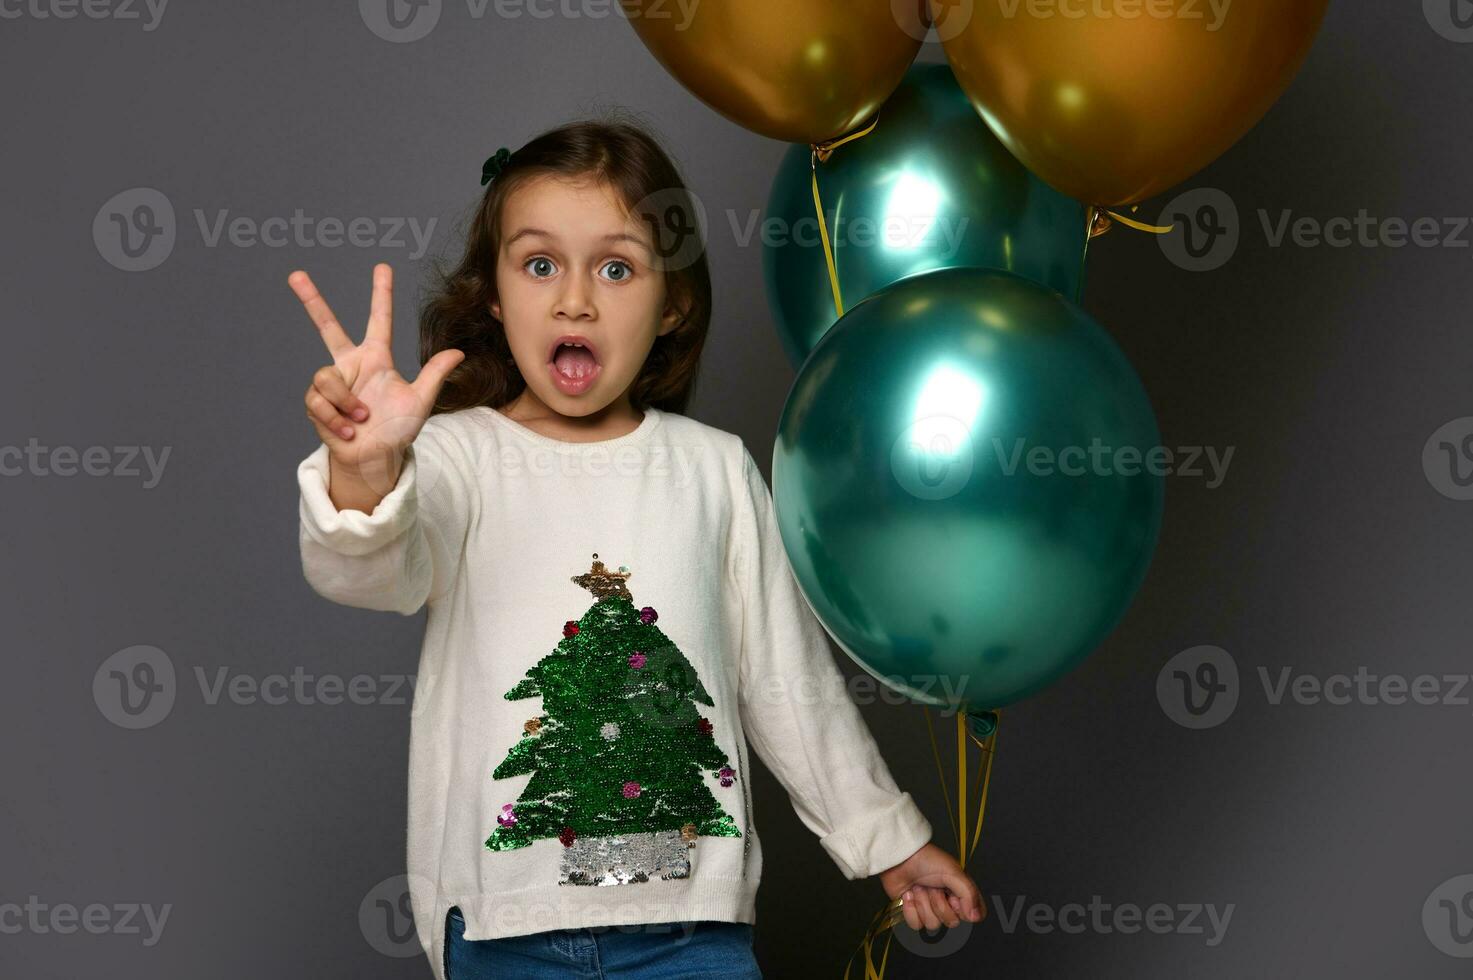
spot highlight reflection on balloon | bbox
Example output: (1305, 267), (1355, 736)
(774, 267), (1163, 710)
(763, 62), (1089, 369)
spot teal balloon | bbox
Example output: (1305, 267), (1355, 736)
(773, 268), (1163, 711)
(763, 61), (1090, 371)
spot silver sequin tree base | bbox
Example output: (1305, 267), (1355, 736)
(560, 829), (692, 886)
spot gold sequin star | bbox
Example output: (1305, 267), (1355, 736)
(570, 553), (633, 600)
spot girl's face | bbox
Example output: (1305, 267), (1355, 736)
(491, 175), (682, 418)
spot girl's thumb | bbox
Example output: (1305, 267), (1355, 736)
(946, 871), (984, 919)
(415, 348), (466, 402)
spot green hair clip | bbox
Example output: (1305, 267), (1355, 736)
(481, 147), (512, 186)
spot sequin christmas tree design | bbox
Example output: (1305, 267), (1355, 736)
(485, 554), (741, 886)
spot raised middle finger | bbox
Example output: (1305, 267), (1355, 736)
(364, 262), (393, 347)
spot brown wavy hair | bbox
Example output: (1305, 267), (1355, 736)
(418, 114), (712, 416)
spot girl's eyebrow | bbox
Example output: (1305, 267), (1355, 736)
(505, 227), (651, 254)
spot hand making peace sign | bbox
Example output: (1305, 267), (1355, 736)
(291, 263), (465, 476)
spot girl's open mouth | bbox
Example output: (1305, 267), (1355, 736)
(548, 335), (601, 396)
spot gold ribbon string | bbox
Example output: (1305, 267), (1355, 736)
(965, 714), (998, 868)
(842, 709), (1000, 979)
(810, 114), (882, 321)
(945, 709), (998, 871)
(1089, 204), (1175, 238)
(925, 703), (959, 852)
(842, 899), (902, 980)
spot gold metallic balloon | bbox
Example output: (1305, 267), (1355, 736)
(934, 0), (1328, 206)
(620, 0), (928, 144)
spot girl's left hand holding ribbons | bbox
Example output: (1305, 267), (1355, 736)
(879, 843), (986, 932)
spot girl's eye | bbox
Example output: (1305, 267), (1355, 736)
(601, 260), (633, 283)
(525, 257), (556, 278)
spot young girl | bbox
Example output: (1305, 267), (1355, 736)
(291, 119), (983, 980)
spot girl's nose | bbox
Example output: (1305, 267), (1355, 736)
(554, 273), (596, 320)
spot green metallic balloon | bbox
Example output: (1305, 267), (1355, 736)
(763, 61), (1090, 371)
(773, 267), (1163, 711)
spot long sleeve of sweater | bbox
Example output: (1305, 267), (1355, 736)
(296, 416), (476, 615)
(730, 447), (933, 880)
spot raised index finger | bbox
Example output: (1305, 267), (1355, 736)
(288, 270), (356, 362)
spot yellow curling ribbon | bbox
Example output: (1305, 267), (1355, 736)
(810, 114), (881, 322)
(842, 710), (999, 979)
(1089, 204), (1175, 238)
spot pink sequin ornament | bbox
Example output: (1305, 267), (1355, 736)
(628, 652), (647, 669)
(718, 766), (735, 787)
(497, 804), (517, 827)
(622, 781), (642, 798)
(639, 606), (658, 624)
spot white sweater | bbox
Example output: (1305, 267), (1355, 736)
(296, 404), (931, 978)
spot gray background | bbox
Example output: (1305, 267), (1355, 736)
(2, 2), (1469, 977)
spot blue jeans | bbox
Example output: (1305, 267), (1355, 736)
(444, 906), (763, 979)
